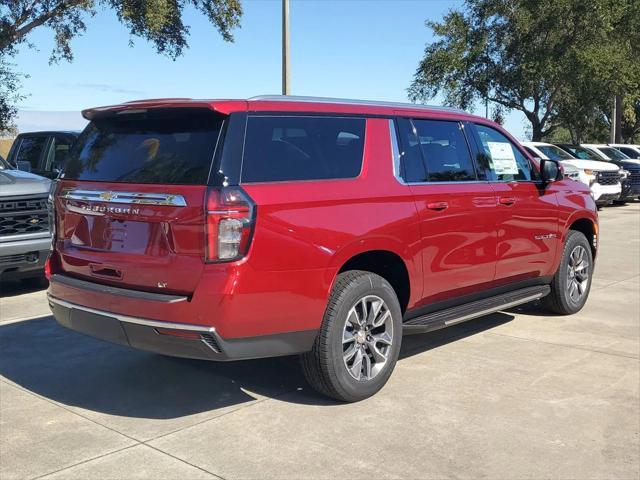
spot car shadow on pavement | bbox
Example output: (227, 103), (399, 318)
(0, 277), (48, 298)
(0, 312), (514, 415)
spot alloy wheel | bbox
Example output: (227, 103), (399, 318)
(342, 295), (394, 381)
(566, 245), (590, 303)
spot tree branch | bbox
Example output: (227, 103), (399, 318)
(8, 0), (86, 45)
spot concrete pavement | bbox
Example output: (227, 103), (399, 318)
(1, 203), (638, 480)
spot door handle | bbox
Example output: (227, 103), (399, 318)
(499, 197), (516, 206)
(426, 201), (449, 211)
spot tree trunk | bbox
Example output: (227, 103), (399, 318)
(531, 123), (544, 141)
(610, 95), (623, 143)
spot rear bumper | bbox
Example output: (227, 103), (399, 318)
(48, 294), (317, 361)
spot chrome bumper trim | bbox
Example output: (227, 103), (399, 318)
(60, 189), (187, 207)
(47, 294), (215, 333)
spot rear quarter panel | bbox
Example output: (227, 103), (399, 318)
(233, 118), (422, 336)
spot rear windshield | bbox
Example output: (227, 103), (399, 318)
(62, 109), (224, 185)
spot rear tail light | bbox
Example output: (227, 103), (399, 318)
(205, 187), (256, 262)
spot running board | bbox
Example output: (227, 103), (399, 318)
(402, 285), (550, 335)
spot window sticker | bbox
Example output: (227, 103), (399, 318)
(487, 141), (519, 175)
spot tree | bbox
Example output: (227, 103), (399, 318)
(0, 0), (243, 131)
(408, 0), (638, 141)
(620, 97), (640, 143)
(0, 56), (24, 134)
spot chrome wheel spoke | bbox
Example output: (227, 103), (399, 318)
(346, 310), (360, 327)
(343, 328), (356, 345)
(343, 343), (358, 363)
(350, 349), (364, 380)
(372, 309), (390, 328)
(372, 331), (392, 346)
(362, 352), (372, 379)
(367, 299), (383, 326)
(569, 281), (578, 300)
(368, 342), (387, 363)
(577, 279), (586, 294)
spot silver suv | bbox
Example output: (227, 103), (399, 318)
(0, 157), (52, 279)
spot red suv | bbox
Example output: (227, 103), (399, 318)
(47, 96), (598, 402)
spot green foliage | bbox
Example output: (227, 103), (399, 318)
(0, 0), (243, 131)
(409, 0), (639, 141)
(0, 55), (25, 134)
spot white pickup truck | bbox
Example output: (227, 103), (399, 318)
(0, 157), (52, 280)
(522, 142), (622, 206)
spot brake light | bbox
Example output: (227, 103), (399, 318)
(205, 187), (256, 262)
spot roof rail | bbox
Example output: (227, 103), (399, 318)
(248, 95), (466, 113)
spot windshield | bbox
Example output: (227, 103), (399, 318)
(0, 156), (10, 169)
(536, 145), (574, 160)
(599, 147), (630, 161)
(63, 108), (224, 185)
(562, 145), (601, 160)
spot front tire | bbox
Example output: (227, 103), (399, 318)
(544, 230), (593, 314)
(301, 270), (402, 402)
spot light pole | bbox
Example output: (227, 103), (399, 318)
(282, 0), (290, 95)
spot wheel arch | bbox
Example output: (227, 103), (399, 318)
(567, 216), (598, 258)
(325, 241), (417, 315)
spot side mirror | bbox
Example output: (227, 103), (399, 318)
(540, 158), (561, 184)
(15, 161), (32, 172)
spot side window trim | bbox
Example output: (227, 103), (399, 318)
(389, 118), (404, 184)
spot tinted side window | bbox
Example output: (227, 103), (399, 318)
(475, 124), (538, 181)
(241, 116), (364, 183)
(395, 118), (427, 182)
(411, 120), (476, 182)
(15, 137), (47, 170)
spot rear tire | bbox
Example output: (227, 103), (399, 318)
(543, 230), (593, 315)
(301, 270), (402, 402)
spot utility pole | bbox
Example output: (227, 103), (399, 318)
(610, 97), (617, 143)
(282, 0), (290, 95)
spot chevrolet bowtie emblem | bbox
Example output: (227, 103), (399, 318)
(99, 191), (116, 201)
(29, 218), (40, 225)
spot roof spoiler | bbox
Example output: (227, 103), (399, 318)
(82, 99), (246, 120)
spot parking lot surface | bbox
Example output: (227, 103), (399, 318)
(1, 203), (639, 480)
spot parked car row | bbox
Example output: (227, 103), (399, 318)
(521, 142), (640, 206)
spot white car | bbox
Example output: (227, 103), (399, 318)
(609, 144), (640, 160)
(522, 142), (622, 206)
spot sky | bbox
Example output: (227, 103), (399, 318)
(12, 0), (528, 139)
